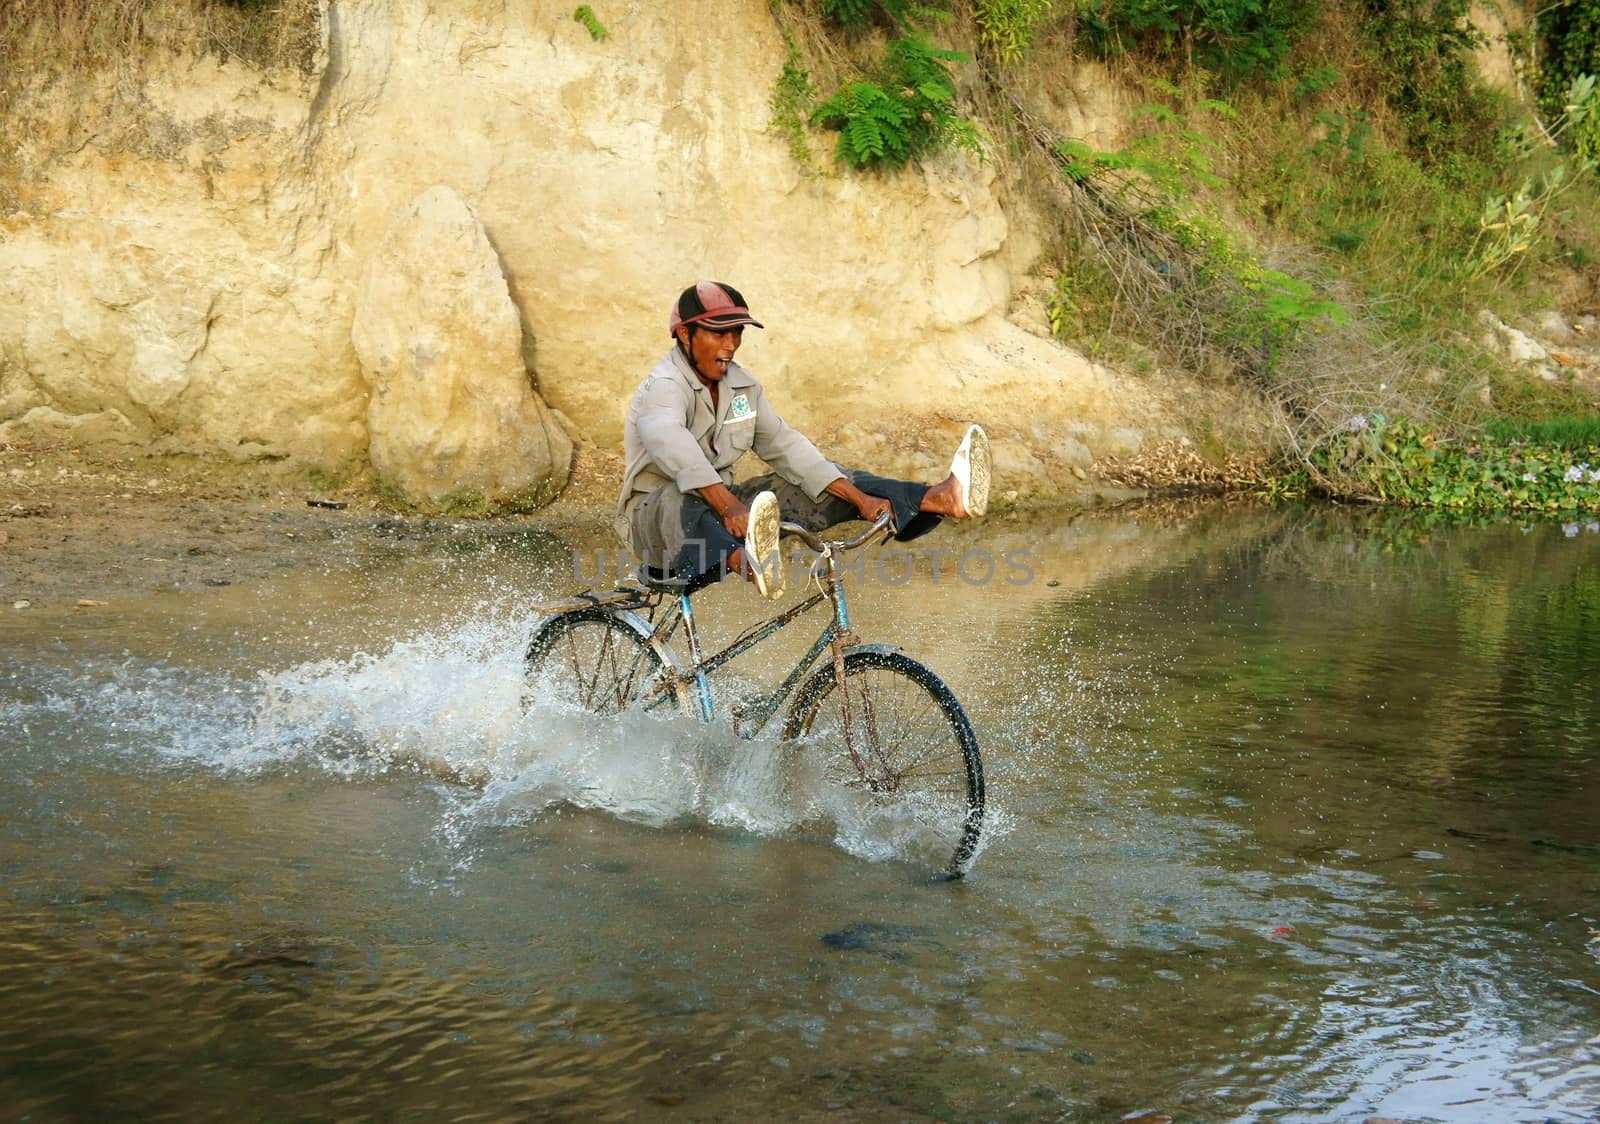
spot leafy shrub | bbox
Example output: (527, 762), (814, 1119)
(1074, 0), (1319, 81)
(811, 35), (979, 168)
(1536, 0), (1600, 160)
(815, 81), (917, 166)
(770, 36), (819, 169)
(1361, 0), (1508, 167)
(1050, 93), (1348, 380)
(820, 0), (914, 30)
(1310, 414), (1600, 512)
(1292, 63), (1339, 101)
(974, 0), (1053, 66)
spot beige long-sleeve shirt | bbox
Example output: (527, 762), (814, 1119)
(616, 348), (842, 517)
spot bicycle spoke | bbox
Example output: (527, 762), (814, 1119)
(784, 649), (985, 874)
(528, 566), (984, 875)
(526, 609), (674, 718)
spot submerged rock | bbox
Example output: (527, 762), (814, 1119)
(819, 921), (925, 960)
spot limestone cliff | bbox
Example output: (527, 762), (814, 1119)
(0, 0), (1266, 509)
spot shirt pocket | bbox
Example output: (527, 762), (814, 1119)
(723, 414), (757, 456)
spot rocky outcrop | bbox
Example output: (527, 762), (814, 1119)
(351, 185), (570, 512)
(1476, 309), (1600, 392)
(0, 0), (1276, 507)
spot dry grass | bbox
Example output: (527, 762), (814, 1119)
(765, 0), (883, 107)
(0, 0), (320, 209)
(1094, 438), (1271, 492)
(0, 0), (321, 89)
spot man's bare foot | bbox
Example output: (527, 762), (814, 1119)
(921, 475), (968, 518)
(920, 424), (991, 518)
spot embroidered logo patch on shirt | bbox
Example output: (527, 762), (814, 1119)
(728, 393), (754, 422)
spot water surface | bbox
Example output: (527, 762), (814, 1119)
(3, 502), (1597, 1121)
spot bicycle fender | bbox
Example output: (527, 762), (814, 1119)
(530, 587), (650, 614)
(530, 604), (681, 668)
(839, 642), (902, 659)
(526, 604), (689, 718)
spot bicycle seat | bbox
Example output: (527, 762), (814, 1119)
(638, 564), (724, 597)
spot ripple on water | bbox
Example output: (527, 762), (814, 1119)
(4, 511), (1599, 1121)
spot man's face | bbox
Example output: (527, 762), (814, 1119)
(678, 324), (744, 385)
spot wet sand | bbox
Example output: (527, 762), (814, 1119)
(0, 441), (621, 610)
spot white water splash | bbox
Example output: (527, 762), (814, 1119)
(3, 603), (1002, 872)
(253, 612), (535, 782)
(247, 607), (1000, 873)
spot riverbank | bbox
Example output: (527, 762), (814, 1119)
(0, 440), (624, 611)
(4, 439), (1222, 611)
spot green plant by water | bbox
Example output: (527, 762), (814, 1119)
(1309, 414), (1600, 514)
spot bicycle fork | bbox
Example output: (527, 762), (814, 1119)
(678, 592), (715, 723)
(819, 546), (893, 788)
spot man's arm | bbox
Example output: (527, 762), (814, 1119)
(824, 477), (892, 523)
(695, 481), (751, 538)
(633, 381), (722, 494)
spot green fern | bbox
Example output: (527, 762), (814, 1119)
(810, 34), (971, 169)
(815, 82), (914, 166)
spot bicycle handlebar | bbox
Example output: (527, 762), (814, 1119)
(779, 510), (895, 555)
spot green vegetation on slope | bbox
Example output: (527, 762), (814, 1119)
(773, 0), (1600, 513)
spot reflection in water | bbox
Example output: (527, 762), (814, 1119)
(1, 502), (1598, 1121)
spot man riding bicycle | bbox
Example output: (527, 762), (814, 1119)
(616, 281), (991, 600)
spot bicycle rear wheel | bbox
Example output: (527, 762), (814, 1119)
(524, 608), (679, 716)
(783, 649), (985, 876)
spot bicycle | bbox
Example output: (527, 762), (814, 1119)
(523, 512), (986, 876)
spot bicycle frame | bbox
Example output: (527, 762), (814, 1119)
(635, 516), (893, 738)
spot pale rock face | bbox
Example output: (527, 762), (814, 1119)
(1478, 310), (1549, 364)
(0, 0), (1281, 502)
(0, 57), (369, 465)
(351, 185), (571, 512)
(1532, 310), (1573, 346)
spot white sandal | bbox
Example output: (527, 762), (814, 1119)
(743, 490), (784, 600)
(949, 424), (991, 517)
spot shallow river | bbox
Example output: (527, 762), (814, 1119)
(2, 500), (1597, 1122)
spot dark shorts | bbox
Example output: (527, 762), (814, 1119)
(622, 468), (942, 579)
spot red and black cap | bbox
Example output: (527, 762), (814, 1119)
(669, 281), (765, 336)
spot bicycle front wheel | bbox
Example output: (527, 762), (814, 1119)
(783, 649), (985, 875)
(524, 608), (679, 716)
